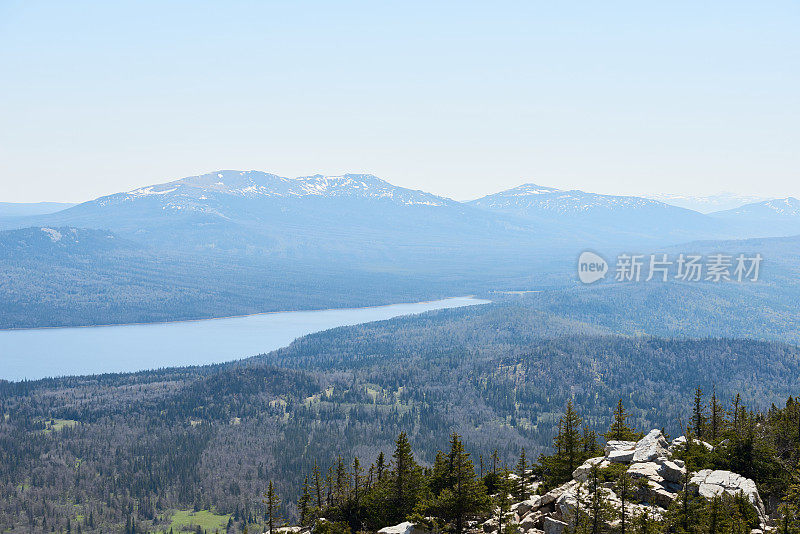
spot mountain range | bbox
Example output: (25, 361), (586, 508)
(2, 170), (800, 328)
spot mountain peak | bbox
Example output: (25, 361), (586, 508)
(500, 183), (562, 197)
(712, 196), (800, 218)
(93, 170), (452, 210)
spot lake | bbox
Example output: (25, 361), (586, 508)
(0, 296), (489, 381)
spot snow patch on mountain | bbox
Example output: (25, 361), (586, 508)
(471, 184), (674, 215)
(40, 227), (63, 242)
(95, 171), (450, 209)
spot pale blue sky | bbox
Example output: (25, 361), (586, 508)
(1, 1), (798, 202)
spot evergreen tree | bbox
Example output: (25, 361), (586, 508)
(540, 400), (587, 487)
(605, 399), (640, 442)
(298, 476), (311, 526)
(312, 460), (324, 509)
(495, 468), (517, 534)
(515, 448), (528, 501)
(389, 431), (423, 523)
(614, 472), (633, 534)
(709, 388), (725, 443)
(424, 433), (492, 534)
(263, 481), (282, 534)
(693, 387), (706, 438)
(376, 452), (386, 482)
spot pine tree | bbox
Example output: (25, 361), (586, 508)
(693, 387), (706, 438)
(312, 460), (324, 509)
(429, 433), (492, 534)
(495, 468), (517, 534)
(614, 472), (633, 534)
(709, 387), (725, 443)
(542, 399), (586, 486)
(515, 448), (528, 500)
(298, 476), (311, 526)
(584, 465), (612, 534)
(352, 457), (363, 503)
(389, 431), (422, 523)
(376, 451), (386, 482)
(335, 456), (349, 505)
(559, 401), (583, 473)
(263, 480), (282, 534)
(605, 399), (640, 442)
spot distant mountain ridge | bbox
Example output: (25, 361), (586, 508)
(711, 196), (800, 218)
(3, 170), (800, 329)
(646, 193), (774, 213)
(471, 182), (675, 215)
(100, 170), (453, 208)
(0, 202), (76, 218)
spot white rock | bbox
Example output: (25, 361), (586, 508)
(541, 480), (577, 506)
(656, 459), (686, 484)
(378, 522), (428, 534)
(543, 517), (567, 534)
(605, 440), (637, 455)
(670, 435), (713, 452)
(572, 457), (607, 482)
(689, 469), (767, 526)
(632, 430), (669, 463)
(513, 496), (542, 516)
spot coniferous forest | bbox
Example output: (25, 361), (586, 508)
(1, 303), (799, 532)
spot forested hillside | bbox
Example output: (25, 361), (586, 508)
(1, 302), (799, 532)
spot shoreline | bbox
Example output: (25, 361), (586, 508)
(0, 295), (489, 333)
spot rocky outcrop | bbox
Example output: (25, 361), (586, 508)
(605, 440), (636, 463)
(374, 429), (769, 534)
(489, 429), (768, 533)
(632, 429), (669, 462)
(689, 469), (767, 526)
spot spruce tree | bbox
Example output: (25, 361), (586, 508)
(515, 448), (528, 500)
(298, 476), (311, 526)
(432, 433), (492, 534)
(495, 468), (516, 534)
(263, 481), (282, 534)
(389, 431), (422, 523)
(605, 399), (639, 442)
(693, 387), (706, 438)
(312, 460), (324, 509)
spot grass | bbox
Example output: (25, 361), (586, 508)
(39, 418), (78, 433)
(158, 510), (232, 533)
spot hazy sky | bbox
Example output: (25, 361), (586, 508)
(1, 1), (798, 203)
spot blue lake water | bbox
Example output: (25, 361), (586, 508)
(0, 296), (489, 381)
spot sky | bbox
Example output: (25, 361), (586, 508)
(1, 1), (798, 203)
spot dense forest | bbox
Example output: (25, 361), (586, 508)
(1, 302), (799, 532)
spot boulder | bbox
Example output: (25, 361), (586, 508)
(670, 435), (713, 452)
(541, 480), (577, 506)
(605, 440), (637, 455)
(632, 430), (669, 463)
(518, 512), (544, 532)
(605, 441), (636, 463)
(657, 459), (686, 484)
(513, 496), (542, 516)
(627, 462), (679, 508)
(378, 522), (429, 534)
(572, 457), (608, 482)
(640, 481), (678, 509)
(628, 461), (664, 484)
(543, 517), (567, 534)
(689, 469), (767, 526)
